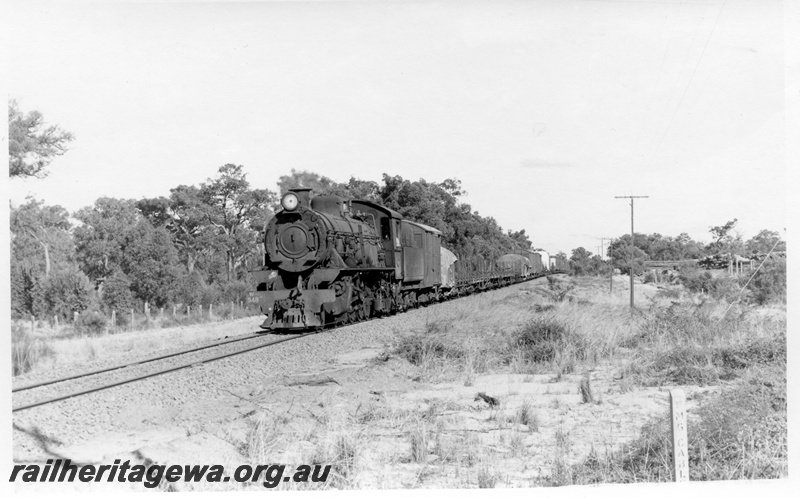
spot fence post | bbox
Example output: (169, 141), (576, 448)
(187, 305), (191, 316)
(173, 305), (176, 317)
(130, 309), (134, 330)
(74, 311), (79, 323)
(670, 389), (689, 482)
(54, 315), (59, 333)
(209, 303), (213, 319)
(111, 310), (116, 331)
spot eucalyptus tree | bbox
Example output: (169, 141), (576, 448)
(8, 99), (74, 178)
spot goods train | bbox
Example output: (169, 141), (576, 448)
(250, 188), (567, 331)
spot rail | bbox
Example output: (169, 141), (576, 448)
(12, 332), (315, 412)
(14, 269), (561, 412)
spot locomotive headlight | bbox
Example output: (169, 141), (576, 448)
(281, 193), (299, 211)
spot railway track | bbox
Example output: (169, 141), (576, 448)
(12, 274), (556, 414)
(12, 331), (316, 413)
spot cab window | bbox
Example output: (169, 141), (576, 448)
(380, 217), (391, 241)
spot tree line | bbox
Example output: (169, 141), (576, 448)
(10, 164), (537, 321)
(10, 164), (276, 321)
(9, 100), (785, 319)
(8, 96), (536, 321)
(569, 221), (785, 277)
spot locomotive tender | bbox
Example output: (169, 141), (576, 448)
(250, 188), (565, 331)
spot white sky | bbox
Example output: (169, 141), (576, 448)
(5, 0), (788, 255)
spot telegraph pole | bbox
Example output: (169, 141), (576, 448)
(615, 196), (649, 309)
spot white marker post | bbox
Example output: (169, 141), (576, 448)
(670, 389), (689, 482)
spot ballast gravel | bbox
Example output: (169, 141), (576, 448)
(11, 304), (441, 460)
(12, 281), (542, 462)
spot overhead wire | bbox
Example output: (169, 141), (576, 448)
(643, 0), (728, 172)
(623, 0), (685, 173)
(716, 236), (783, 323)
(641, 0), (705, 170)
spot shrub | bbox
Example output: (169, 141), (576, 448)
(546, 276), (574, 302)
(630, 304), (785, 385)
(219, 279), (252, 306)
(75, 308), (109, 336)
(678, 268), (739, 301)
(101, 271), (135, 314)
(714, 331), (786, 370)
(199, 284), (223, 307)
(12, 324), (55, 376)
(655, 286), (681, 300)
(745, 258), (786, 305)
(510, 317), (585, 364)
(10, 264), (37, 318)
(633, 302), (722, 347)
(32, 268), (95, 320)
(689, 365), (786, 480)
(171, 271), (205, 306)
(394, 333), (464, 366)
(648, 346), (725, 385)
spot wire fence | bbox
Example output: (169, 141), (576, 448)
(17, 301), (260, 338)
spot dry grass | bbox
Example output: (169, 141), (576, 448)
(11, 323), (55, 376)
(11, 314), (266, 378)
(389, 276), (786, 486)
(621, 302), (786, 386)
(25, 274), (783, 489)
(548, 364), (787, 485)
(396, 276), (785, 392)
(477, 463), (499, 488)
(408, 423), (429, 463)
(515, 398), (539, 431)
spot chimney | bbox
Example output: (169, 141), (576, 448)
(289, 188), (312, 208)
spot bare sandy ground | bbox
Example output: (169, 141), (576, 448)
(15, 338), (714, 491)
(15, 276), (739, 491)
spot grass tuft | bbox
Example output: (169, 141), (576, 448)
(12, 324), (55, 376)
(394, 332), (464, 366)
(477, 464), (498, 488)
(516, 398), (539, 430)
(555, 427), (571, 452)
(408, 423), (429, 463)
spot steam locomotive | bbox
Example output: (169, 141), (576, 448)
(250, 188), (566, 331)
